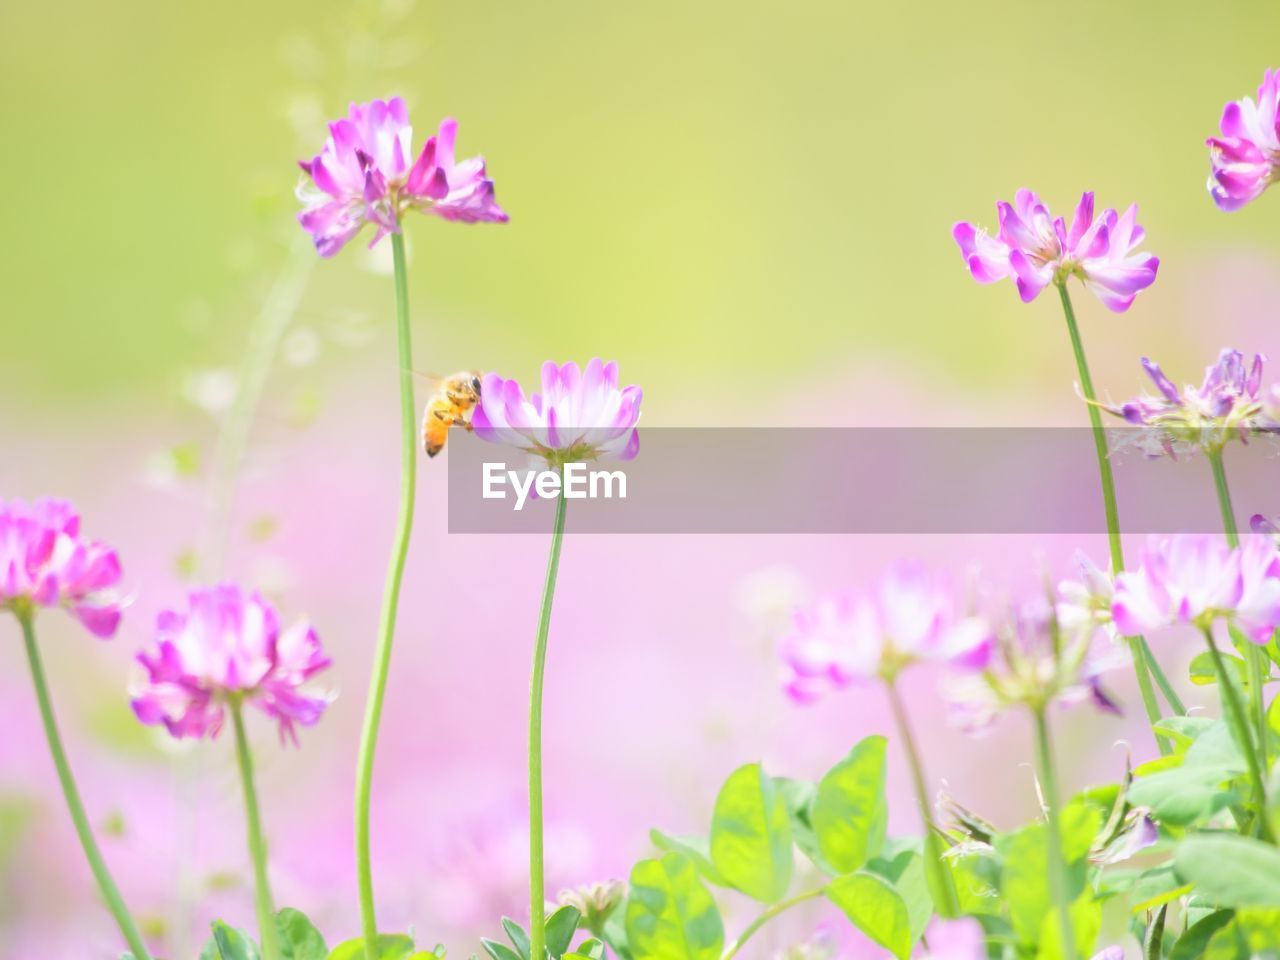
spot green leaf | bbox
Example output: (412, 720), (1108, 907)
(867, 848), (931, 941)
(326, 935), (416, 960)
(1191, 650), (1248, 685)
(564, 941), (606, 960)
(205, 922), (262, 960)
(544, 905), (581, 958)
(1176, 835), (1280, 906)
(1144, 904), (1168, 960)
(481, 940), (523, 960)
(811, 736), (887, 874)
(277, 908), (328, 960)
(625, 853), (724, 960)
(1153, 715), (1216, 753)
(773, 777), (837, 875)
(709, 763), (794, 903)
(1038, 893), (1101, 960)
(1128, 765), (1240, 826)
(995, 820), (1092, 948)
(826, 871), (912, 960)
(649, 830), (727, 887)
(1170, 910), (1235, 960)
(502, 918), (532, 960)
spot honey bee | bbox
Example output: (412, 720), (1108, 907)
(421, 371), (483, 457)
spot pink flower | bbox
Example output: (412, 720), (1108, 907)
(1207, 69), (1280, 211)
(0, 498), (124, 638)
(471, 359), (643, 463)
(1112, 534), (1280, 642)
(131, 585), (332, 743)
(945, 592), (1126, 734)
(1106, 348), (1270, 456)
(297, 97), (507, 257)
(915, 918), (985, 959)
(778, 563), (993, 702)
(952, 190), (1159, 312)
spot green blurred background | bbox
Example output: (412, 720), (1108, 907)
(3, 0), (1278, 420)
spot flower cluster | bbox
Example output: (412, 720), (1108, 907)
(297, 98), (507, 257)
(1207, 69), (1280, 211)
(472, 359), (643, 465)
(0, 497), (124, 637)
(1112, 533), (1280, 642)
(952, 190), (1159, 312)
(131, 585), (332, 743)
(944, 590), (1126, 734)
(1104, 348), (1271, 456)
(778, 563), (993, 701)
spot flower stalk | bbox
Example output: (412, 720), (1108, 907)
(230, 700), (280, 960)
(886, 680), (960, 918)
(354, 229), (418, 956)
(1206, 448), (1271, 778)
(1056, 282), (1184, 746)
(1201, 627), (1272, 840)
(721, 887), (827, 960)
(529, 468), (569, 960)
(1032, 706), (1077, 960)
(19, 611), (153, 960)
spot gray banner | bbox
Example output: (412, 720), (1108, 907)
(445, 428), (1280, 534)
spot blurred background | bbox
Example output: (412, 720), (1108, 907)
(2, 0), (1279, 956)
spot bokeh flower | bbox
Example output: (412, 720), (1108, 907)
(778, 562), (993, 702)
(472, 359), (642, 464)
(1112, 534), (1280, 642)
(1207, 69), (1280, 211)
(915, 918), (985, 959)
(945, 589), (1127, 734)
(952, 190), (1158, 312)
(1104, 348), (1270, 457)
(131, 585), (331, 743)
(0, 497), (124, 637)
(297, 97), (508, 257)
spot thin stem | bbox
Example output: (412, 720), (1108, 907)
(1056, 283), (1184, 746)
(355, 230), (418, 957)
(721, 887), (827, 960)
(231, 702), (280, 960)
(529, 474), (570, 960)
(1208, 449), (1270, 777)
(886, 680), (959, 917)
(1201, 627), (1273, 840)
(1033, 707), (1078, 960)
(19, 613), (153, 960)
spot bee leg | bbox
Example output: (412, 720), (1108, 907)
(460, 421), (475, 432)
(433, 410), (452, 421)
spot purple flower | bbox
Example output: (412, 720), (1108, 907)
(297, 97), (507, 257)
(1207, 69), (1280, 211)
(1056, 551), (1116, 638)
(0, 498), (124, 638)
(1112, 534), (1280, 642)
(952, 190), (1159, 312)
(945, 592), (1126, 734)
(131, 585), (332, 743)
(471, 359), (642, 463)
(778, 563), (993, 702)
(1106, 348), (1270, 457)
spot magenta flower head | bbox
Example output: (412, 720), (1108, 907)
(0, 498), (124, 638)
(778, 562), (993, 703)
(1105, 348), (1270, 457)
(297, 97), (508, 257)
(131, 585), (332, 743)
(952, 190), (1159, 312)
(1207, 69), (1280, 211)
(1112, 534), (1280, 643)
(472, 359), (642, 465)
(945, 587), (1126, 734)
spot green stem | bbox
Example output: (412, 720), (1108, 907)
(355, 230), (418, 957)
(529, 473), (570, 960)
(886, 680), (959, 917)
(1056, 283), (1184, 747)
(1202, 627), (1273, 840)
(721, 887), (827, 960)
(1033, 707), (1078, 960)
(231, 702), (280, 960)
(1207, 449), (1270, 779)
(18, 613), (153, 960)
